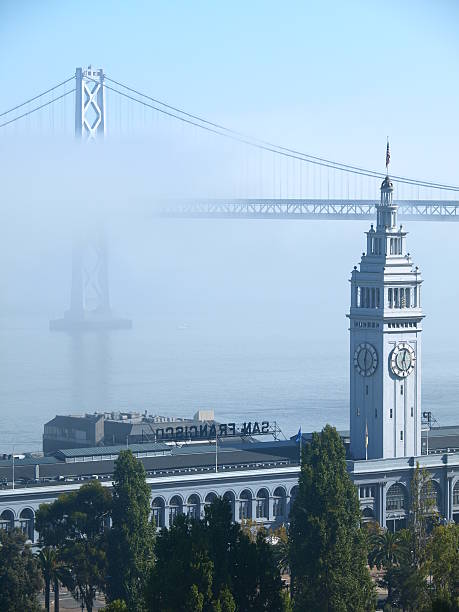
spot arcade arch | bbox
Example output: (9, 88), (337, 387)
(152, 497), (165, 528)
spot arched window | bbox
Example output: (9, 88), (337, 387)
(187, 495), (200, 520)
(19, 508), (34, 541)
(453, 481), (459, 507)
(168, 495), (183, 525)
(422, 479), (441, 512)
(152, 497), (165, 528)
(204, 492), (218, 506)
(386, 483), (407, 512)
(273, 487), (286, 518)
(0, 510), (14, 532)
(361, 507), (375, 523)
(255, 488), (269, 519)
(239, 490), (252, 520)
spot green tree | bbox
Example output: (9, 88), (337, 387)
(202, 497), (239, 598)
(382, 465), (442, 611)
(368, 528), (407, 570)
(289, 424), (375, 612)
(213, 585), (236, 612)
(0, 529), (43, 612)
(185, 584), (204, 612)
(271, 525), (290, 576)
(147, 513), (214, 611)
(37, 545), (69, 612)
(147, 497), (287, 612)
(368, 528), (409, 604)
(204, 498), (286, 611)
(100, 600), (129, 611)
(254, 529), (285, 611)
(36, 480), (112, 612)
(106, 450), (155, 611)
(386, 561), (430, 611)
(426, 523), (459, 609)
(409, 463), (439, 568)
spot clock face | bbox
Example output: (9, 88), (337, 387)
(391, 342), (416, 378)
(354, 343), (378, 377)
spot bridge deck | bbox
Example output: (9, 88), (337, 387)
(157, 199), (459, 221)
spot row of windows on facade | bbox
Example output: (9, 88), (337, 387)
(363, 384), (407, 398)
(0, 488), (297, 542)
(360, 480), (452, 512)
(356, 406), (414, 424)
(354, 321), (380, 328)
(3, 481), (459, 541)
(65, 450), (165, 463)
(353, 321), (417, 329)
(354, 287), (419, 309)
(151, 487), (295, 528)
(368, 236), (403, 257)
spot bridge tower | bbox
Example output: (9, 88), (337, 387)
(50, 66), (131, 331)
(75, 66), (106, 139)
(348, 166), (424, 460)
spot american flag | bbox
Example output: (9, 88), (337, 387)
(386, 140), (391, 169)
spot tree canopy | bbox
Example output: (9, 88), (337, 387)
(0, 528), (43, 612)
(36, 480), (112, 612)
(106, 450), (155, 611)
(147, 497), (287, 611)
(289, 424), (375, 611)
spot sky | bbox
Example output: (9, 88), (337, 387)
(1, 1), (459, 445)
(1, 0), (459, 182)
(1, 0), (458, 318)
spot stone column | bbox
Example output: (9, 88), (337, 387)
(164, 506), (170, 529)
(446, 476), (454, 522)
(234, 499), (241, 523)
(379, 482), (387, 528)
(286, 495), (292, 519)
(268, 496), (275, 522)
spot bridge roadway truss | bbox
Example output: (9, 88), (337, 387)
(157, 199), (459, 221)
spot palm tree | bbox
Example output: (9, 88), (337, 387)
(368, 529), (407, 570)
(37, 546), (68, 612)
(368, 529), (409, 605)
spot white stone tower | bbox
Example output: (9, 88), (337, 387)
(349, 148), (424, 460)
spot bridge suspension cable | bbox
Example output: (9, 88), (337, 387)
(0, 76), (75, 118)
(1, 71), (458, 194)
(0, 89), (75, 129)
(104, 74), (459, 193)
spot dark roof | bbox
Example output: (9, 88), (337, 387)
(55, 442), (171, 459)
(0, 455), (60, 467)
(45, 414), (104, 427)
(0, 439), (299, 489)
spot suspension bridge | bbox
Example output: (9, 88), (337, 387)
(2, 66), (458, 329)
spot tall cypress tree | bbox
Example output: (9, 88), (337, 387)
(106, 450), (155, 611)
(289, 425), (375, 612)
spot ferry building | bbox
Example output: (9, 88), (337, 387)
(1, 168), (459, 541)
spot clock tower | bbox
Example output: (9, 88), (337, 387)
(349, 154), (424, 460)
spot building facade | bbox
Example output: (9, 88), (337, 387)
(1, 452), (459, 544)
